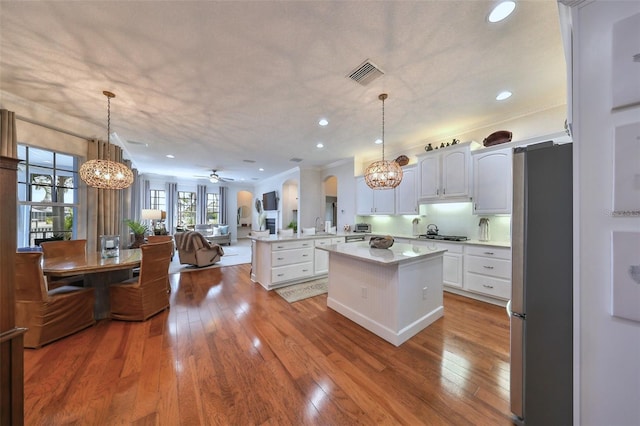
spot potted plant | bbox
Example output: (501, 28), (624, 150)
(125, 219), (149, 248)
(287, 220), (297, 233)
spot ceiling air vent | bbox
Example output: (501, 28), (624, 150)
(289, 158), (303, 163)
(347, 59), (384, 86)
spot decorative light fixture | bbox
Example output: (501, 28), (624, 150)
(79, 91), (134, 189)
(364, 93), (403, 190)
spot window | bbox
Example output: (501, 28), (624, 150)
(150, 189), (165, 210)
(207, 193), (219, 224)
(17, 145), (79, 247)
(177, 191), (196, 227)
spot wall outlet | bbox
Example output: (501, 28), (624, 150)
(422, 286), (428, 300)
(361, 286), (367, 299)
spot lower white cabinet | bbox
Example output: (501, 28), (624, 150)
(463, 245), (511, 300)
(252, 236), (343, 290)
(403, 239), (463, 289)
(314, 238), (344, 275)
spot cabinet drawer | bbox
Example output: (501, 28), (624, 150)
(314, 237), (343, 247)
(272, 240), (314, 251)
(465, 245), (511, 260)
(465, 255), (511, 279)
(272, 262), (313, 283)
(271, 247), (314, 266)
(465, 272), (511, 300)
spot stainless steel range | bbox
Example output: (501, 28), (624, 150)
(417, 234), (468, 242)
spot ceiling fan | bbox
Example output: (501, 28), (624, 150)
(206, 169), (234, 183)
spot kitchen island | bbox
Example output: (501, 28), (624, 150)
(316, 242), (446, 346)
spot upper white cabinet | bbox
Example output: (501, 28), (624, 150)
(356, 176), (395, 215)
(395, 166), (418, 214)
(472, 147), (513, 214)
(418, 143), (474, 202)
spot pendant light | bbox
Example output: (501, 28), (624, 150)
(79, 91), (134, 190)
(364, 93), (403, 190)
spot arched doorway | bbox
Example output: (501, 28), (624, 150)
(324, 175), (338, 231)
(236, 190), (253, 239)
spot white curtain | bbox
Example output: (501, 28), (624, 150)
(165, 182), (177, 234)
(196, 184), (207, 224)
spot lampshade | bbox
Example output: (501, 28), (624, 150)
(79, 91), (134, 190)
(364, 93), (403, 190)
(141, 209), (163, 220)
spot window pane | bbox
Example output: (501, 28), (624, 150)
(30, 169), (54, 203)
(28, 147), (54, 167)
(56, 153), (75, 171)
(177, 191), (196, 227)
(207, 193), (219, 224)
(26, 205), (74, 246)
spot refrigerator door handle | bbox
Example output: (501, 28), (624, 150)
(510, 315), (525, 421)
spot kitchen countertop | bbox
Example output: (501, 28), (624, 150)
(316, 241), (446, 266)
(249, 231), (510, 248)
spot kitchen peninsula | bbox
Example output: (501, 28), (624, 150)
(317, 242), (446, 346)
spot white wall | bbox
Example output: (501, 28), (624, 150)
(321, 159), (357, 231)
(572, 2), (640, 425)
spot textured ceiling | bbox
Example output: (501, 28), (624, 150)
(0, 1), (566, 182)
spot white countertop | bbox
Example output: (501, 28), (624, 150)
(315, 241), (446, 265)
(250, 232), (510, 248)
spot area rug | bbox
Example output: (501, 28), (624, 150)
(275, 278), (328, 303)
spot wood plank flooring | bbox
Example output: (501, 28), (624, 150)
(23, 264), (513, 425)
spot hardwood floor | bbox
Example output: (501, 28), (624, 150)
(23, 264), (513, 425)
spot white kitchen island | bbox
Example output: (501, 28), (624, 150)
(317, 242), (446, 346)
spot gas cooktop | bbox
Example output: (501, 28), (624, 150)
(417, 234), (468, 241)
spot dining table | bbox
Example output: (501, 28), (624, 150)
(42, 249), (142, 319)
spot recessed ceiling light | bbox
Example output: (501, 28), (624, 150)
(316, 142), (324, 149)
(374, 138), (383, 145)
(496, 90), (512, 101)
(259, 168), (264, 172)
(318, 118), (328, 126)
(488, 1), (516, 23)
(166, 154), (175, 159)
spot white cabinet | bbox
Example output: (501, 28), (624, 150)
(395, 166), (418, 214)
(463, 245), (511, 300)
(472, 147), (513, 214)
(411, 239), (463, 288)
(356, 176), (395, 215)
(418, 143), (474, 202)
(271, 240), (314, 285)
(314, 237), (344, 274)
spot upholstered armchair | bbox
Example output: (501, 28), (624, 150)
(174, 231), (224, 267)
(15, 252), (95, 348)
(109, 240), (173, 321)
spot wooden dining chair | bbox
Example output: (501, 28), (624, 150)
(109, 240), (172, 321)
(40, 239), (88, 289)
(145, 235), (174, 292)
(15, 252), (96, 349)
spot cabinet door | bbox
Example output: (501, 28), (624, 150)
(395, 167), (418, 214)
(472, 148), (512, 214)
(419, 155), (440, 199)
(356, 177), (374, 215)
(356, 176), (395, 215)
(372, 187), (395, 214)
(441, 147), (470, 198)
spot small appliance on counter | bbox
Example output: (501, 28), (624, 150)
(354, 223), (371, 233)
(425, 223), (439, 235)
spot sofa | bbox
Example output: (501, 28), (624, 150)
(193, 224), (231, 246)
(174, 231), (225, 267)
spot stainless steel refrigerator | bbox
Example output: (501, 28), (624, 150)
(510, 141), (573, 425)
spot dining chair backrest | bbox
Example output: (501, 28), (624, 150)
(138, 241), (173, 288)
(146, 235), (173, 244)
(40, 239), (87, 260)
(15, 252), (49, 302)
